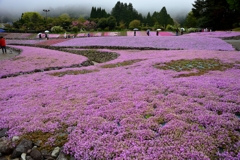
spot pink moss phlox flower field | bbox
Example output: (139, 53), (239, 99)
(4, 33), (33, 39)
(7, 39), (44, 45)
(0, 31), (240, 159)
(53, 36), (234, 51)
(127, 31), (174, 36)
(48, 34), (60, 38)
(0, 45), (87, 77)
(184, 31), (240, 38)
(103, 32), (119, 36)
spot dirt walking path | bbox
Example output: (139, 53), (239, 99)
(0, 48), (20, 60)
(224, 40), (240, 51)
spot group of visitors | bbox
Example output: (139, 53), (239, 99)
(0, 36), (7, 54)
(176, 28), (184, 36)
(146, 29), (184, 36)
(146, 29), (160, 36)
(38, 33), (49, 40)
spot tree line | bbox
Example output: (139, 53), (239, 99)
(3, 0), (240, 33)
(190, 0), (240, 30)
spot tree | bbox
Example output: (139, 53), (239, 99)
(146, 12), (154, 27)
(78, 17), (86, 23)
(184, 11), (197, 28)
(107, 16), (116, 30)
(21, 12), (43, 23)
(226, 0), (240, 11)
(83, 20), (97, 31)
(98, 18), (108, 30)
(20, 12), (44, 30)
(111, 1), (141, 27)
(151, 7), (173, 29)
(226, 0), (240, 27)
(158, 7), (174, 28)
(129, 19), (140, 29)
(58, 13), (72, 30)
(51, 26), (65, 33)
(111, 1), (122, 25)
(119, 21), (125, 30)
(90, 7), (108, 19)
(90, 7), (97, 18)
(192, 0), (237, 30)
(72, 26), (79, 33)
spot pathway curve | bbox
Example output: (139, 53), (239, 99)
(0, 48), (20, 60)
(224, 39), (240, 50)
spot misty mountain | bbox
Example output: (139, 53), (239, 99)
(0, 5), (91, 22)
(0, 4), (189, 23)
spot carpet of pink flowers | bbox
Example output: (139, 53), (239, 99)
(52, 36), (234, 51)
(0, 31), (240, 159)
(0, 45), (87, 77)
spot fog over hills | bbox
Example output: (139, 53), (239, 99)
(0, 0), (195, 22)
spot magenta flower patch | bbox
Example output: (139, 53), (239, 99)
(0, 32), (240, 159)
(52, 36), (234, 51)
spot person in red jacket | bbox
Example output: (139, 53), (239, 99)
(0, 36), (7, 53)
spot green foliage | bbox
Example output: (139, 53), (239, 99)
(144, 113), (154, 119)
(59, 13), (71, 21)
(51, 26), (65, 33)
(154, 58), (234, 77)
(129, 19), (141, 29)
(63, 49), (120, 63)
(14, 12), (44, 31)
(10, 2), (180, 32)
(145, 12), (154, 27)
(118, 21), (126, 30)
(78, 17), (86, 23)
(232, 23), (240, 28)
(151, 7), (174, 29)
(111, 1), (142, 27)
(184, 11), (197, 28)
(153, 22), (162, 30)
(101, 59), (144, 68)
(159, 7), (174, 28)
(192, 0), (239, 30)
(232, 27), (240, 31)
(104, 27), (109, 31)
(187, 28), (199, 33)
(22, 12), (43, 23)
(166, 24), (175, 31)
(90, 7), (108, 19)
(21, 123), (69, 152)
(226, 0), (240, 11)
(50, 69), (99, 77)
(72, 26), (79, 33)
(107, 16), (117, 30)
(119, 31), (127, 36)
(98, 18), (108, 30)
(58, 13), (72, 29)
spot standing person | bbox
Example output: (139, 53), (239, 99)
(147, 29), (150, 36)
(45, 33), (49, 40)
(181, 29), (184, 35)
(176, 28), (179, 36)
(0, 36), (2, 52)
(38, 33), (42, 39)
(0, 36), (7, 54)
(134, 31), (136, 36)
(156, 30), (159, 36)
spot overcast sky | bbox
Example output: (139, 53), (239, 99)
(0, 0), (195, 18)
